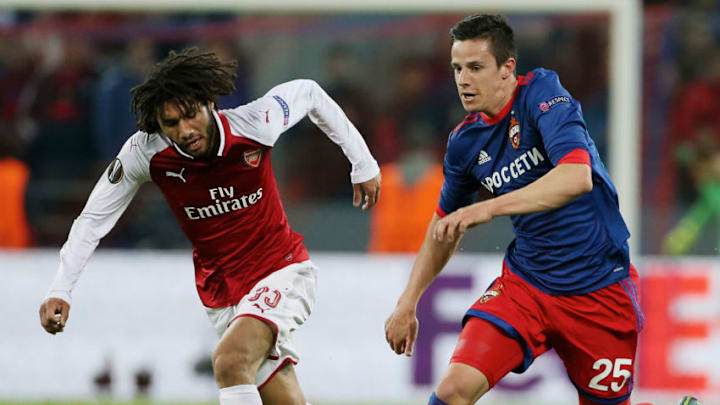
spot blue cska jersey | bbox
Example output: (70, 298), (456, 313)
(439, 68), (630, 295)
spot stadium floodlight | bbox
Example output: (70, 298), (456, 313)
(2, 0), (641, 254)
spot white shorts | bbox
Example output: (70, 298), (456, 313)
(205, 260), (318, 388)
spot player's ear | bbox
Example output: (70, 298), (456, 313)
(501, 58), (516, 79)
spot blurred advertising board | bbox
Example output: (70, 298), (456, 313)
(0, 251), (718, 404)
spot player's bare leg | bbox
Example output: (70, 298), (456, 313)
(213, 316), (274, 387)
(433, 363), (490, 405)
(259, 362), (306, 405)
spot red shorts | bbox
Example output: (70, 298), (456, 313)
(451, 261), (643, 404)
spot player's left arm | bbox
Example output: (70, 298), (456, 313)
(227, 79), (381, 209)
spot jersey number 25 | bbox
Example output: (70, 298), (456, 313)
(589, 358), (632, 393)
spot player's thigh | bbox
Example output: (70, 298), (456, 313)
(449, 316), (525, 391)
(460, 263), (552, 387)
(551, 273), (641, 403)
(258, 362), (306, 405)
(211, 261), (318, 364)
(555, 322), (638, 403)
(215, 315), (275, 367)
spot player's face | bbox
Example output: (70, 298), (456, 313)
(451, 39), (513, 114)
(157, 101), (217, 159)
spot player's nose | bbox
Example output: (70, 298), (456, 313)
(456, 69), (470, 85)
(177, 119), (195, 139)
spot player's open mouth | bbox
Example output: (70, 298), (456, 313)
(186, 139), (202, 152)
(462, 93), (476, 102)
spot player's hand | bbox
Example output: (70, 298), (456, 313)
(434, 203), (492, 242)
(353, 173), (381, 210)
(384, 301), (419, 356)
(39, 298), (70, 335)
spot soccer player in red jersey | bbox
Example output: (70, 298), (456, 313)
(38, 48), (381, 405)
(384, 14), (648, 405)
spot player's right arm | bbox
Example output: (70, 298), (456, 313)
(39, 133), (152, 335)
(385, 213), (461, 356)
(223, 79), (381, 209)
(385, 129), (479, 356)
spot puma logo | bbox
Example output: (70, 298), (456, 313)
(165, 168), (187, 183)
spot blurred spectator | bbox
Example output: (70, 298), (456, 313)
(92, 38), (155, 161)
(368, 124), (443, 252)
(25, 36), (98, 179)
(0, 12), (616, 253)
(372, 55), (449, 165)
(283, 44), (374, 202)
(203, 40), (251, 109)
(543, 24), (610, 160)
(0, 34), (40, 144)
(0, 132), (31, 248)
(662, 125), (720, 255)
(24, 36), (99, 245)
(674, 11), (715, 84)
(323, 44), (375, 141)
(656, 48), (720, 254)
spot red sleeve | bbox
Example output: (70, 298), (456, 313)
(557, 148), (590, 166)
(435, 206), (447, 218)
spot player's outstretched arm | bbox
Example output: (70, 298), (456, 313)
(40, 134), (148, 331)
(39, 297), (70, 335)
(385, 213), (460, 356)
(435, 162), (592, 242)
(242, 80), (380, 192)
(352, 173), (381, 210)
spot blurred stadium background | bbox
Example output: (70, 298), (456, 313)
(1, 0), (719, 404)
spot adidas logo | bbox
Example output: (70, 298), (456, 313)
(477, 150), (492, 165)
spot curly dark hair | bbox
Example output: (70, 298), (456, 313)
(450, 14), (516, 67)
(130, 47), (237, 134)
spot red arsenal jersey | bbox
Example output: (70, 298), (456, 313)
(46, 79), (379, 308)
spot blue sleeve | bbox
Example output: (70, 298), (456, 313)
(527, 72), (590, 166)
(438, 138), (479, 214)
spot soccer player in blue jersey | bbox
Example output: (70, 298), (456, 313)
(384, 14), (645, 405)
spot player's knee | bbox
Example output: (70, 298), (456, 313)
(212, 344), (257, 385)
(435, 378), (488, 405)
(212, 318), (274, 386)
(435, 365), (490, 405)
(434, 383), (472, 405)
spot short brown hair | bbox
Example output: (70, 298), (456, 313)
(450, 14), (517, 67)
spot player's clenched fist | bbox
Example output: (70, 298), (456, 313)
(384, 302), (419, 357)
(353, 173), (382, 211)
(39, 298), (70, 335)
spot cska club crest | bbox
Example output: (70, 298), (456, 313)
(508, 116), (520, 149)
(243, 148), (263, 167)
(479, 282), (503, 304)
